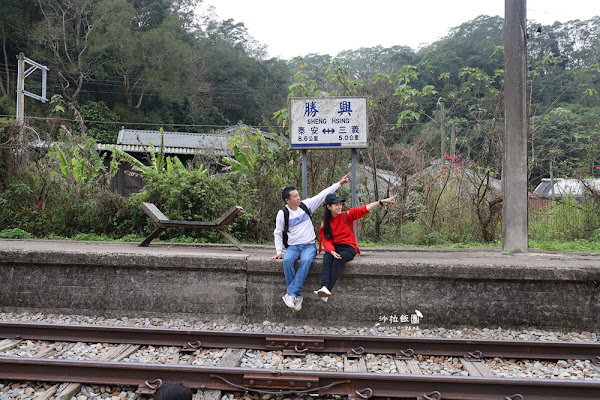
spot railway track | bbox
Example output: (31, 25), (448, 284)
(1, 322), (600, 399)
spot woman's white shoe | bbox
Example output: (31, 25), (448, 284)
(314, 286), (332, 298)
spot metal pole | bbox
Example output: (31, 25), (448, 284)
(302, 149), (308, 199)
(439, 102), (446, 159)
(16, 52), (25, 122)
(549, 161), (555, 200)
(352, 149), (357, 234)
(450, 124), (456, 158)
(502, 0), (528, 253)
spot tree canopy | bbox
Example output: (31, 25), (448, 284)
(0, 2), (598, 187)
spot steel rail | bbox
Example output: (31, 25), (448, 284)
(0, 356), (599, 400)
(1, 322), (599, 362)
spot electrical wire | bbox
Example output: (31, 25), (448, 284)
(0, 114), (239, 129)
(0, 113), (436, 130)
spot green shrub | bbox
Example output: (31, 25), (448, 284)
(127, 168), (242, 243)
(0, 157), (129, 238)
(0, 228), (33, 239)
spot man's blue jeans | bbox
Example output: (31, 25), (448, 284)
(282, 243), (317, 297)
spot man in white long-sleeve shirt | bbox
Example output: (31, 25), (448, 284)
(270, 174), (349, 311)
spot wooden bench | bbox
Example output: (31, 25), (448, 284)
(138, 202), (245, 251)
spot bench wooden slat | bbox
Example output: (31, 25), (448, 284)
(160, 220), (217, 228)
(216, 206), (245, 227)
(139, 202), (169, 223)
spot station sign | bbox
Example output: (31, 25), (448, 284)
(290, 96), (368, 149)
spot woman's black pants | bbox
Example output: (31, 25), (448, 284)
(321, 244), (355, 291)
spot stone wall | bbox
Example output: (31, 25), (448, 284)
(245, 255), (600, 330)
(0, 250), (247, 321)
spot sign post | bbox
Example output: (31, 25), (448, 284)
(289, 96), (368, 231)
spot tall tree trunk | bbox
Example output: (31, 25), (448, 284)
(369, 112), (382, 239)
(0, 22), (9, 96)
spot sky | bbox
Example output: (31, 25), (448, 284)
(196, 1), (600, 60)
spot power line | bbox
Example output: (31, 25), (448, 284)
(0, 113), (435, 130)
(0, 113), (276, 129)
(8, 79), (285, 102)
(0, 62), (289, 94)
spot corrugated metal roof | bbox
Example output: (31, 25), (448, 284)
(533, 178), (600, 198)
(97, 143), (233, 156)
(117, 129), (230, 150)
(357, 164), (402, 187)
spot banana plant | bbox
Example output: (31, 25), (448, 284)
(54, 139), (118, 183)
(105, 145), (152, 174)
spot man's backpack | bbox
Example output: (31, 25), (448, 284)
(282, 201), (312, 248)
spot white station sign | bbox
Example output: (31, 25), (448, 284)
(290, 97), (368, 149)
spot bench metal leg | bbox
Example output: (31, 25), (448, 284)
(139, 226), (165, 247)
(218, 229), (245, 252)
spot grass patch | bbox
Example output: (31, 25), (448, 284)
(529, 239), (600, 253)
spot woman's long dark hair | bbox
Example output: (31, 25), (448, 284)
(323, 207), (333, 239)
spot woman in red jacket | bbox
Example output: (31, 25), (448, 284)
(315, 192), (397, 302)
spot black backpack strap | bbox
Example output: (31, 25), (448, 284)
(282, 206), (290, 248)
(299, 201), (312, 217)
(282, 202), (311, 248)
(283, 206), (290, 231)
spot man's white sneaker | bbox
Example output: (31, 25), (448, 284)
(294, 296), (303, 311)
(319, 295), (328, 303)
(282, 294), (296, 310)
(316, 286), (332, 297)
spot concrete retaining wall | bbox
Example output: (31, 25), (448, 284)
(246, 254), (600, 330)
(0, 250), (247, 320)
(1, 240), (599, 330)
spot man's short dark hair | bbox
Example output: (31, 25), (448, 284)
(154, 382), (192, 400)
(282, 186), (296, 202)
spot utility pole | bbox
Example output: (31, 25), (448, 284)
(502, 0), (528, 253)
(16, 53), (25, 123)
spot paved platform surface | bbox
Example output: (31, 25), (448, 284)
(1, 238), (599, 267)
